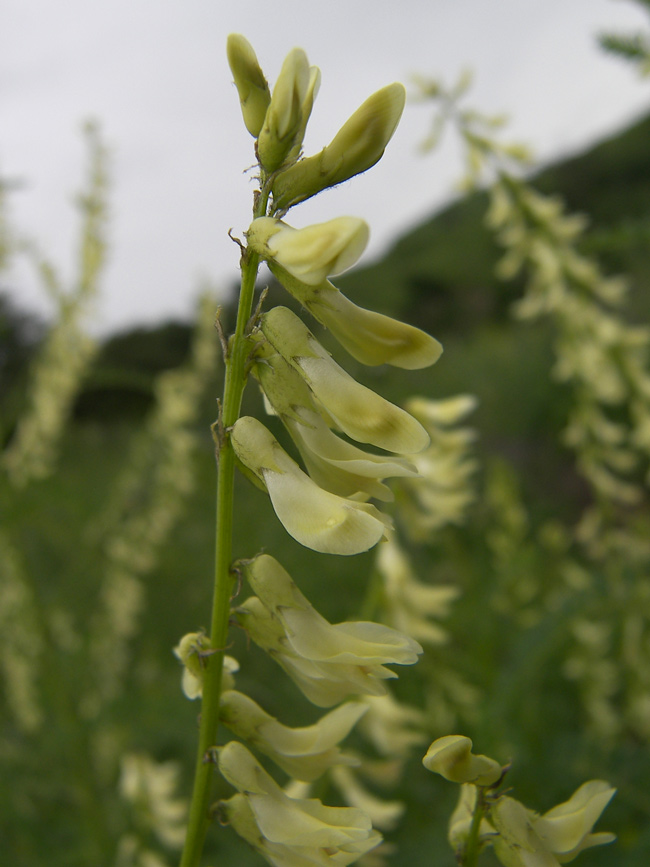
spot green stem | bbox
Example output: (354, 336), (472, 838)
(179, 185), (269, 867)
(463, 787), (486, 867)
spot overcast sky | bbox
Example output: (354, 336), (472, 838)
(2, 0), (649, 335)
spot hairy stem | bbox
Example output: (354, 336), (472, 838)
(179, 184), (269, 867)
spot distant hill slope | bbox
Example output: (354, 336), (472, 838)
(338, 109), (650, 333)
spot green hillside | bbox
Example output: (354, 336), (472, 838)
(340, 109), (650, 329)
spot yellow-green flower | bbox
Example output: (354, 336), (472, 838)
(220, 690), (367, 782)
(247, 216), (369, 286)
(230, 416), (391, 555)
(218, 741), (382, 865)
(237, 555), (422, 707)
(261, 308), (429, 453)
(423, 735), (502, 787)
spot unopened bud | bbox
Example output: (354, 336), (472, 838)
(272, 82), (405, 210)
(423, 735), (502, 786)
(257, 48), (310, 171)
(226, 34), (271, 137)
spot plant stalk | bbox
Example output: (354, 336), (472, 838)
(179, 184), (268, 867)
(463, 787), (486, 867)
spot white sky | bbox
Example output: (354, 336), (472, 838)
(2, 0), (649, 334)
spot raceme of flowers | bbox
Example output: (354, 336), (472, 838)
(173, 35), (444, 867)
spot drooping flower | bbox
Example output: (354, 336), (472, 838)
(260, 307), (430, 453)
(230, 416), (391, 555)
(491, 783), (616, 866)
(218, 741), (382, 866)
(252, 344), (418, 502)
(219, 689), (367, 782)
(266, 261), (442, 370)
(236, 555), (422, 707)
(528, 781), (616, 863)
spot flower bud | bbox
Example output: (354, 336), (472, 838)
(422, 735), (502, 786)
(247, 216), (369, 286)
(285, 65), (321, 164)
(173, 632), (238, 699)
(272, 83), (405, 210)
(257, 47), (310, 171)
(226, 34), (271, 137)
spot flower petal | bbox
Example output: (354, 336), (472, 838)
(231, 417), (390, 555)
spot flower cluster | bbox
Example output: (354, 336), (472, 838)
(423, 735), (616, 866)
(176, 35), (444, 867)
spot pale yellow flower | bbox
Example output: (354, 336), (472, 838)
(423, 735), (502, 787)
(231, 416), (391, 555)
(218, 741), (382, 865)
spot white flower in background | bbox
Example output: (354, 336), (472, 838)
(359, 692), (427, 759)
(119, 753), (187, 849)
(375, 535), (459, 645)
